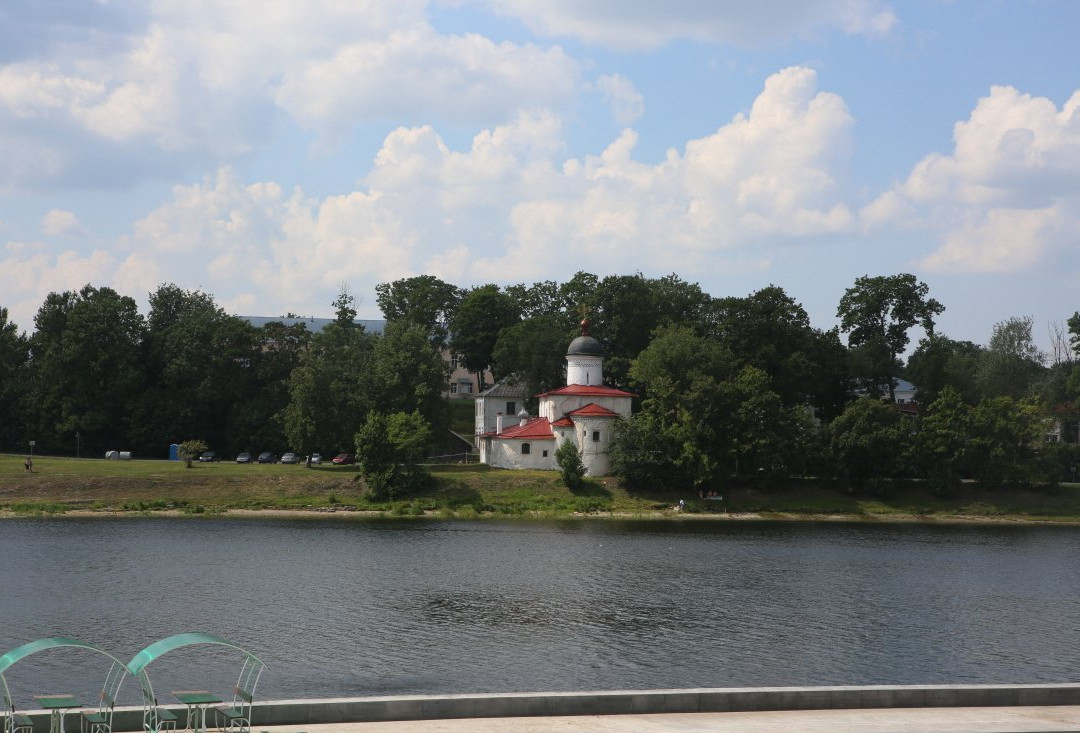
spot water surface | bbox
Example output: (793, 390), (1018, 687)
(2, 518), (1078, 703)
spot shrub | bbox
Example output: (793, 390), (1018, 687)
(555, 439), (586, 490)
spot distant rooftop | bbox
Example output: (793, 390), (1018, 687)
(242, 316), (386, 334)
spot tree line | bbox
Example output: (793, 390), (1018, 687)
(1, 272), (1078, 493)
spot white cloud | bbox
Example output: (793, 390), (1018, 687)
(40, 210), (86, 237)
(596, 74), (644, 125)
(1, 66), (857, 326)
(862, 85), (1080, 273)
(486, 0), (896, 50)
(0, 0), (581, 189)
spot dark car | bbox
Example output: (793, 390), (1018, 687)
(280, 452), (299, 464)
(257, 452), (277, 464)
(332, 453), (354, 465)
(236, 452), (253, 463)
(197, 451), (218, 462)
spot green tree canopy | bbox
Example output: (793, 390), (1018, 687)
(491, 314), (571, 407)
(827, 397), (912, 490)
(977, 316), (1046, 400)
(355, 410), (433, 500)
(450, 284), (520, 391)
(0, 307), (30, 450)
(838, 274), (944, 401)
(375, 275), (462, 347)
(29, 285), (145, 455)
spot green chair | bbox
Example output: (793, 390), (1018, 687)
(215, 657), (265, 733)
(82, 661), (127, 733)
(140, 698), (178, 733)
(3, 692), (32, 733)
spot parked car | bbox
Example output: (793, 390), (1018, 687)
(197, 451), (218, 462)
(236, 452), (253, 463)
(280, 452), (299, 464)
(332, 453), (354, 465)
(257, 452), (277, 464)
(310, 452), (323, 465)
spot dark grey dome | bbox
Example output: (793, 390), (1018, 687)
(567, 335), (603, 356)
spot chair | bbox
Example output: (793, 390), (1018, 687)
(133, 676), (177, 733)
(82, 661), (126, 733)
(140, 700), (178, 733)
(215, 657), (264, 733)
(3, 692), (33, 733)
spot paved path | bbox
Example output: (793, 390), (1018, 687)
(262, 706), (1080, 732)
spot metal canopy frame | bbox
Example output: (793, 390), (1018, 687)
(0, 637), (131, 721)
(126, 634), (265, 733)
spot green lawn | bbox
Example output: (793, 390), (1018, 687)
(3, 452), (1080, 522)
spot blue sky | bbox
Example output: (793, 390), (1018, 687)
(2, 0), (1079, 357)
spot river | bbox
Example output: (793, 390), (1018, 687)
(2, 517), (1079, 704)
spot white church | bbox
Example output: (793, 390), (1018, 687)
(476, 321), (633, 476)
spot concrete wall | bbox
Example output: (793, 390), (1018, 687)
(25, 684), (1080, 731)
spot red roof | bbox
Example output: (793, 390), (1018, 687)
(552, 417), (574, 428)
(566, 402), (619, 418)
(482, 417), (555, 440)
(538, 384), (635, 398)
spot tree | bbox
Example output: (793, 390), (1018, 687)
(0, 307), (29, 450)
(135, 284), (261, 457)
(721, 366), (815, 481)
(178, 439), (208, 468)
(375, 275), (462, 347)
(355, 410), (433, 500)
(965, 396), (1047, 485)
(914, 386), (970, 492)
(827, 397), (912, 491)
(492, 315), (572, 407)
(367, 320), (451, 432)
(623, 324), (732, 491)
(555, 439), (586, 490)
(977, 316), (1045, 400)
(280, 318), (375, 458)
(708, 285), (848, 415)
(905, 335), (984, 405)
(450, 285), (520, 392)
(610, 414), (674, 491)
(837, 274), (944, 401)
(29, 285), (145, 455)
(332, 284), (358, 326)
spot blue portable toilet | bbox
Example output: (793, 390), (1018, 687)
(169, 443), (180, 461)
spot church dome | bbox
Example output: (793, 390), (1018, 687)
(567, 335), (603, 356)
(567, 318), (603, 356)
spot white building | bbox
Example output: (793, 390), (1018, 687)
(478, 323), (633, 476)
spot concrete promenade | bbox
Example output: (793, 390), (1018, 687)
(263, 706), (1080, 731)
(24, 686), (1080, 733)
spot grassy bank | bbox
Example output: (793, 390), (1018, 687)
(3, 453), (1080, 522)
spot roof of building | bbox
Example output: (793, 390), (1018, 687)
(567, 334), (604, 357)
(538, 384), (635, 398)
(552, 417), (575, 428)
(478, 379), (528, 398)
(481, 416), (555, 440)
(566, 402), (620, 418)
(243, 316), (386, 334)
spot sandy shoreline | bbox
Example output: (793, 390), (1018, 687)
(3, 506), (1077, 524)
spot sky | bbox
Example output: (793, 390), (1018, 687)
(1, 0), (1079, 355)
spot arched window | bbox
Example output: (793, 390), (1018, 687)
(521, 443), (531, 455)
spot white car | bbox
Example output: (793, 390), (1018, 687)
(309, 452), (323, 465)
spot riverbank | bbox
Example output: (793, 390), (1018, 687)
(3, 453), (1080, 523)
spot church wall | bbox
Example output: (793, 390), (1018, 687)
(486, 439), (556, 470)
(542, 395), (632, 420)
(572, 416), (615, 476)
